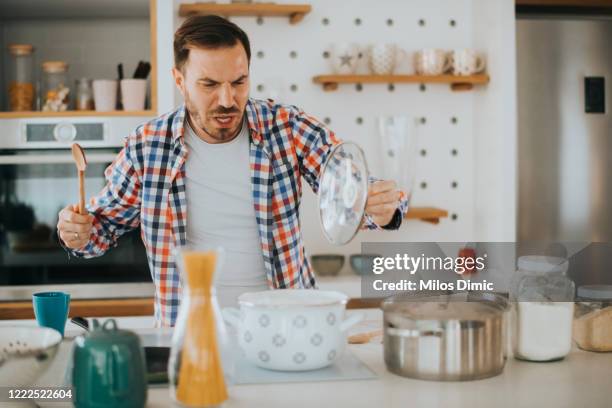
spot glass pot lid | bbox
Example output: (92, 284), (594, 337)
(318, 141), (369, 245)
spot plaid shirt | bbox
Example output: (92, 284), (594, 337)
(70, 99), (408, 326)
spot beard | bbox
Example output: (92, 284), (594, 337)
(184, 90), (244, 143)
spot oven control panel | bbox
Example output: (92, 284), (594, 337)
(22, 120), (107, 147)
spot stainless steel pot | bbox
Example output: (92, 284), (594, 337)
(382, 292), (508, 381)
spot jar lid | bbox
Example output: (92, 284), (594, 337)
(517, 255), (568, 274)
(577, 285), (612, 300)
(8, 44), (34, 56)
(42, 61), (68, 73)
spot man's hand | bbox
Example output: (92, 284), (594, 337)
(57, 204), (94, 249)
(366, 180), (401, 227)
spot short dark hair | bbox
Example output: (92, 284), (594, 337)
(173, 15), (251, 71)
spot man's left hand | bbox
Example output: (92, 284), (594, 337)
(366, 180), (401, 227)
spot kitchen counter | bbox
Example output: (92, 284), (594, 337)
(2, 312), (611, 408)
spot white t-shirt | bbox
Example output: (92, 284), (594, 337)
(184, 117), (268, 306)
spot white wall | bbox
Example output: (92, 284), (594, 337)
(159, 0), (517, 274)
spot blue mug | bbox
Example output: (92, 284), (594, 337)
(32, 292), (71, 337)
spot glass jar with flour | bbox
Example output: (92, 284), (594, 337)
(573, 285), (612, 352)
(511, 256), (575, 362)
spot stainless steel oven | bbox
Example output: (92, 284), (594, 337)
(0, 117), (153, 300)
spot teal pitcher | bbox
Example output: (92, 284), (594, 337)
(72, 319), (147, 408)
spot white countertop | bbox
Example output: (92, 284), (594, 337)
(2, 312), (611, 408)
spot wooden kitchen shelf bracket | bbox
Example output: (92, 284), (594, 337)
(405, 207), (449, 224)
(178, 3), (312, 25)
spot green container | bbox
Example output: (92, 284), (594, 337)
(72, 319), (147, 408)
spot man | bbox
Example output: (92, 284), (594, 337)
(57, 15), (408, 327)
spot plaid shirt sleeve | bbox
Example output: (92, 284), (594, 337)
(290, 107), (408, 231)
(68, 133), (142, 258)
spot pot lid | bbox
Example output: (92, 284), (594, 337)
(382, 292), (507, 321)
(318, 141), (369, 245)
(577, 285), (612, 300)
(8, 44), (33, 56)
(238, 289), (348, 308)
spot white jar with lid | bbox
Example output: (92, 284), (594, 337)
(511, 256), (575, 362)
(574, 285), (612, 352)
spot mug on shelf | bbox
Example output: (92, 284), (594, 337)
(328, 43), (362, 75)
(449, 49), (486, 76)
(414, 49), (451, 76)
(368, 43), (406, 75)
(92, 79), (118, 111)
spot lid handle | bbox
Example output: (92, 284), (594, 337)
(102, 319), (118, 331)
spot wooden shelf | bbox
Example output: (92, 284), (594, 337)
(312, 74), (490, 92)
(179, 3), (312, 24)
(0, 298), (154, 320)
(0, 110), (156, 119)
(405, 207), (449, 224)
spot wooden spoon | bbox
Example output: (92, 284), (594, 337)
(348, 329), (383, 344)
(71, 143), (87, 215)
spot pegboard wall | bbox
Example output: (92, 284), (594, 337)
(161, 0), (517, 268)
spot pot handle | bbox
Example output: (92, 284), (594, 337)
(222, 307), (241, 328)
(340, 313), (364, 332)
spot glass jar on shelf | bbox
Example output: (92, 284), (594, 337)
(41, 60), (70, 112)
(75, 78), (94, 111)
(574, 285), (612, 352)
(511, 255), (575, 362)
(7, 44), (35, 111)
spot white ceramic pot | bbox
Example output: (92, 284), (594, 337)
(223, 290), (363, 371)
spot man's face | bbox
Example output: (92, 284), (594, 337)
(173, 43), (250, 143)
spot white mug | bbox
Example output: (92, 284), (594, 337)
(120, 79), (147, 111)
(92, 79), (117, 111)
(449, 49), (486, 76)
(414, 49), (451, 76)
(368, 44), (406, 75)
(328, 43), (362, 75)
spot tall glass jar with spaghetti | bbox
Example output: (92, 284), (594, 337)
(168, 247), (232, 407)
(7, 44), (35, 111)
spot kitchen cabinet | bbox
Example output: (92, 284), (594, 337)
(0, 0), (157, 118)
